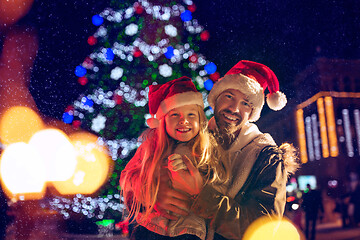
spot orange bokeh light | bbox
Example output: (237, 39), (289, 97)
(29, 129), (77, 182)
(243, 216), (304, 240)
(0, 142), (46, 200)
(0, 106), (44, 145)
(51, 132), (112, 195)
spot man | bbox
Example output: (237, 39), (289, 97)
(302, 184), (323, 240)
(156, 60), (298, 239)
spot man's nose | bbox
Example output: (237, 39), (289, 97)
(227, 101), (241, 113)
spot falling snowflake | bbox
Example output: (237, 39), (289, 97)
(165, 24), (177, 37)
(91, 114), (106, 132)
(110, 67), (123, 80)
(125, 23), (138, 36)
(159, 64), (172, 77)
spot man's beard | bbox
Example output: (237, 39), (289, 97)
(214, 110), (242, 134)
(213, 111), (239, 148)
(211, 126), (235, 148)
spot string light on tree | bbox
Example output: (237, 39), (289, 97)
(159, 64), (172, 77)
(165, 24), (177, 37)
(125, 23), (138, 36)
(91, 114), (106, 133)
(110, 67), (124, 80)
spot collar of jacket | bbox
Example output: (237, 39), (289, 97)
(228, 122), (262, 153)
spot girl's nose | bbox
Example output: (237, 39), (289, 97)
(179, 117), (189, 124)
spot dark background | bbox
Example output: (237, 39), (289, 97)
(13, 0), (360, 119)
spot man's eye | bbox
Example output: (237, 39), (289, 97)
(171, 113), (179, 117)
(242, 101), (250, 107)
(188, 113), (196, 117)
(225, 94), (232, 99)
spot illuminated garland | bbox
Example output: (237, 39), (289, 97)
(46, 194), (124, 220)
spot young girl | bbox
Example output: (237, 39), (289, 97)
(120, 76), (228, 240)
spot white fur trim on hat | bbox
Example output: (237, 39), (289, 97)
(155, 91), (204, 120)
(208, 74), (264, 122)
(266, 91), (287, 111)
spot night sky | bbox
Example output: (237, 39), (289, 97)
(12, 0), (360, 120)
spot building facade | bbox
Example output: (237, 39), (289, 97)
(258, 58), (360, 198)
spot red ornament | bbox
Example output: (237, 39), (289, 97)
(189, 54), (198, 63)
(114, 94), (123, 105)
(187, 4), (196, 12)
(200, 30), (210, 41)
(78, 76), (88, 86)
(134, 2), (144, 14)
(115, 221), (129, 237)
(133, 49), (143, 58)
(209, 72), (220, 81)
(72, 120), (81, 129)
(65, 105), (74, 112)
(82, 57), (94, 69)
(87, 36), (97, 46)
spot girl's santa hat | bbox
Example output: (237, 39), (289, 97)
(147, 76), (204, 128)
(208, 60), (287, 122)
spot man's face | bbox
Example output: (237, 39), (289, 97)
(214, 89), (252, 136)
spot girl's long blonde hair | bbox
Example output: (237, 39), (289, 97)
(120, 105), (229, 223)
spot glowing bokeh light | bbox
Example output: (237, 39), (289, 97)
(51, 132), (112, 195)
(29, 129), (77, 182)
(0, 0), (34, 26)
(0, 106), (44, 145)
(92, 14), (103, 26)
(243, 216), (303, 240)
(0, 142), (46, 200)
(292, 203), (300, 210)
(75, 65), (87, 77)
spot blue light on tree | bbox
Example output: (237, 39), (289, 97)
(82, 97), (94, 107)
(204, 62), (217, 74)
(92, 15), (104, 26)
(75, 66), (87, 77)
(164, 46), (175, 59)
(180, 10), (192, 22)
(106, 48), (114, 61)
(204, 79), (214, 91)
(62, 112), (74, 124)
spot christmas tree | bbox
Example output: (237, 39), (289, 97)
(50, 0), (219, 224)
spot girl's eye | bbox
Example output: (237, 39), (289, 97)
(225, 94), (232, 99)
(171, 113), (179, 117)
(188, 113), (196, 117)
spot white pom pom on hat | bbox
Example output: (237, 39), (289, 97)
(266, 91), (287, 111)
(146, 76), (204, 128)
(146, 116), (159, 129)
(208, 60), (287, 122)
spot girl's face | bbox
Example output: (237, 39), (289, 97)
(164, 104), (200, 142)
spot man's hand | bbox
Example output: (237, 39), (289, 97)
(154, 168), (190, 220)
(169, 155), (204, 196)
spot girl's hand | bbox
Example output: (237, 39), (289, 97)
(169, 155), (204, 196)
(168, 153), (187, 171)
(154, 168), (190, 220)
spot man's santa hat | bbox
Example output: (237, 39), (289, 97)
(208, 60), (287, 122)
(147, 76), (204, 128)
